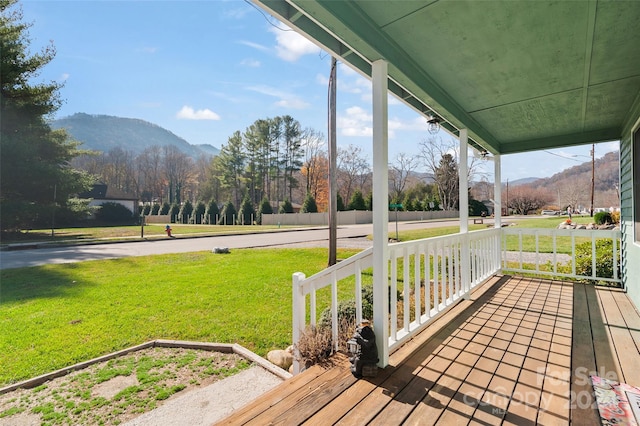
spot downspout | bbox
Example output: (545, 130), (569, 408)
(371, 60), (390, 367)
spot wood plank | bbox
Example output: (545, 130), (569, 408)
(570, 284), (601, 426)
(585, 285), (621, 383)
(608, 289), (640, 353)
(597, 289), (640, 386)
(216, 358), (347, 425)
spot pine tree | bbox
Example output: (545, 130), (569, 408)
(205, 199), (219, 224)
(238, 194), (255, 225)
(1, 1), (93, 231)
(279, 198), (294, 214)
(301, 193), (318, 213)
(348, 190), (366, 211)
(218, 201), (236, 225)
(257, 196), (273, 225)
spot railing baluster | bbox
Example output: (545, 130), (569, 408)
(390, 251), (398, 342)
(415, 245), (422, 325)
(403, 246), (410, 332)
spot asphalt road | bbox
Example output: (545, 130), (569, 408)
(0, 219), (498, 270)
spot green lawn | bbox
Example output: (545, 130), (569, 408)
(0, 248), (360, 386)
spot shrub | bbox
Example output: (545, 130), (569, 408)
(610, 210), (620, 224)
(94, 202), (135, 225)
(573, 239), (620, 284)
(318, 284), (374, 330)
(594, 211), (612, 225)
(168, 203), (180, 222)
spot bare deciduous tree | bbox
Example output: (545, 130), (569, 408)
(337, 144), (370, 204)
(389, 152), (418, 199)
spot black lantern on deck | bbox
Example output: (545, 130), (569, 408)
(347, 320), (379, 378)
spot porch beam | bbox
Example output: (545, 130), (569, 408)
(372, 60), (390, 367)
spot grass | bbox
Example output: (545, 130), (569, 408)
(0, 248), (360, 386)
(0, 223), (299, 245)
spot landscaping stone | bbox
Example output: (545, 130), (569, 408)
(267, 349), (293, 370)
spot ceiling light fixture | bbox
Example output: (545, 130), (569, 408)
(426, 115), (440, 135)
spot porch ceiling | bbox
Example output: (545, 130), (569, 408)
(255, 0), (640, 155)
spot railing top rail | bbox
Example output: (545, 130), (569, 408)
(296, 247), (373, 294)
(388, 227), (500, 251)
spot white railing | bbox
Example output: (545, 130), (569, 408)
(386, 228), (501, 352)
(501, 228), (621, 284)
(291, 226), (622, 373)
(291, 228), (501, 373)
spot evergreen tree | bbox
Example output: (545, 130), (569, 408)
(365, 192), (373, 211)
(238, 194), (255, 225)
(193, 200), (206, 224)
(301, 193), (318, 213)
(1, 1), (93, 231)
(205, 199), (219, 224)
(348, 190), (366, 211)
(218, 201), (236, 225)
(178, 200), (193, 224)
(336, 193), (345, 212)
(151, 203), (161, 215)
(257, 196), (273, 225)
(168, 203), (180, 223)
(159, 202), (171, 215)
(279, 198), (294, 214)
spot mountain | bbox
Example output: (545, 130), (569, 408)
(51, 113), (220, 159)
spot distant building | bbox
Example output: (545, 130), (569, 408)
(78, 184), (138, 215)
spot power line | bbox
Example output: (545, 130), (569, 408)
(243, 0), (294, 31)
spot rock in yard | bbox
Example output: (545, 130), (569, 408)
(212, 247), (230, 254)
(267, 349), (293, 370)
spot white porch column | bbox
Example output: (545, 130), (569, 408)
(459, 130), (471, 297)
(459, 129), (469, 232)
(494, 154), (502, 228)
(372, 60), (389, 367)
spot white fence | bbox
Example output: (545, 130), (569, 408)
(263, 210), (457, 226)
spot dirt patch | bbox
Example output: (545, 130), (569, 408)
(0, 347), (251, 425)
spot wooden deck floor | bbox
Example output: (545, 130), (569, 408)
(217, 275), (640, 425)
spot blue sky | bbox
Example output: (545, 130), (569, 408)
(21, 0), (618, 182)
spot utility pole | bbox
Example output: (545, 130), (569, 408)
(590, 143), (595, 217)
(328, 57), (337, 266)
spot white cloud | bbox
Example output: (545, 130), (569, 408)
(60, 73), (70, 82)
(338, 106), (372, 137)
(240, 58), (261, 68)
(246, 85), (310, 109)
(238, 40), (270, 53)
(176, 106), (221, 120)
(269, 24), (321, 62)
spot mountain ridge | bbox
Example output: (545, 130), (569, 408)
(51, 113), (220, 159)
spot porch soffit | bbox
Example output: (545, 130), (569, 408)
(256, 0), (640, 155)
